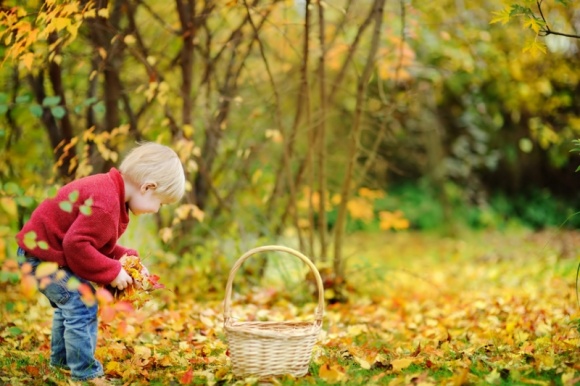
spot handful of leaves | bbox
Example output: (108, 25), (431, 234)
(107, 254), (165, 308)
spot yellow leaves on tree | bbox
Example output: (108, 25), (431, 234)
(0, 1), (99, 71)
(160, 204), (205, 243)
(377, 37), (417, 82)
(347, 197), (375, 222)
(296, 186), (411, 231)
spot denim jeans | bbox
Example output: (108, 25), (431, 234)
(18, 248), (104, 381)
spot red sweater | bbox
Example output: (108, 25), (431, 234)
(16, 168), (137, 285)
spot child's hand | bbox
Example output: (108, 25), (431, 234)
(110, 267), (133, 290)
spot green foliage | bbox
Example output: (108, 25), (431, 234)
(351, 182), (580, 232)
(0, 91), (101, 120)
(489, 189), (580, 230)
(375, 182), (444, 231)
(571, 139), (580, 172)
(307, 180), (580, 234)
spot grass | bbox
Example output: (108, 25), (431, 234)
(1, 228), (579, 385)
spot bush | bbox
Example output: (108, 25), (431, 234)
(488, 189), (580, 230)
(375, 182), (580, 232)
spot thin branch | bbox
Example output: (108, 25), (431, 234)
(135, 0), (180, 35)
(316, 0), (328, 261)
(536, 0), (580, 39)
(333, 0), (386, 276)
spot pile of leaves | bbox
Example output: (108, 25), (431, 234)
(106, 254), (165, 309)
(1, 230), (579, 385)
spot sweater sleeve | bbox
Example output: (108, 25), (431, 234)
(111, 245), (139, 260)
(62, 209), (122, 285)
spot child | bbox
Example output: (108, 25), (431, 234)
(15, 142), (186, 382)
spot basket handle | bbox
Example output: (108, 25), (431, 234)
(224, 245), (325, 323)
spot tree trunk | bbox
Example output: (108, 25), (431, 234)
(333, 0), (386, 277)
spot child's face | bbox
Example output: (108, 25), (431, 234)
(128, 185), (164, 215)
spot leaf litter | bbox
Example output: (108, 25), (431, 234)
(0, 230), (579, 385)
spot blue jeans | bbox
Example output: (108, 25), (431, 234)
(18, 248), (104, 381)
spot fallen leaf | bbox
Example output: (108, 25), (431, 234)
(319, 363), (346, 382)
(391, 357), (414, 372)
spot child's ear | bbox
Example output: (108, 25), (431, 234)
(140, 182), (158, 193)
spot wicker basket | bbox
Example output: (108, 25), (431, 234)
(223, 245), (325, 378)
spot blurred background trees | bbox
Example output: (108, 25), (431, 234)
(1, 0), (579, 297)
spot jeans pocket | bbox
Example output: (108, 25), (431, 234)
(40, 271), (72, 306)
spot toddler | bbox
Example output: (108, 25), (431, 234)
(16, 142), (186, 382)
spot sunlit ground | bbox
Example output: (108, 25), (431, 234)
(1, 228), (579, 385)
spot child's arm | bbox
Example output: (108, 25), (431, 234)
(111, 245), (138, 260)
(63, 210), (134, 284)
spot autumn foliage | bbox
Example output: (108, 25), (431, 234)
(2, 231), (580, 385)
(107, 254), (166, 308)
(1, 0), (580, 384)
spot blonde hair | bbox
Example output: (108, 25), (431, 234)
(119, 142), (186, 203)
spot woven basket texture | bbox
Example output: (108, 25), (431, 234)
(224, 246), (324, 377)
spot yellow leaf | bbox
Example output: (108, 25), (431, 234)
(319, 363), (346, 382)
(0, 197), (17, 218)
(358, 187), (384, 200)
(52, 17), (71, 32)
(347, 197), (374, 221)
(523, 40), (546, 55)
(158, 355), (173, 367)
(354, 356), (371, 369)
(21, 52), (35, 71)
(35, 262), (59, 278)
(97, 8), (109, 18)
(134, 345), (151, 360)
(485, 369), (501, 384)
(490, 8), (511, 25)
(536, 353), (555, 369)
(347, 324), (366, 336)
(175, 204), (191, 220)
(265, 129), (283, 143)
(83, 9), (97, 18)
(200, 314), (214, 328)
(191, 205), (205, 222)
(562, 371), (579, 386)
(105, 361), (122, 374)
(391, 357), (414, 372)
(324, 288), (335, 300)
(123, 34), (136, 45)
(523, 18), (541, 34)
(159, 227), (173, 243)
(514, 330), (529, 343)
(380, 210), (410, 231)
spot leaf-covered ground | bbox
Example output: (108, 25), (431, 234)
(1, 230), (579, 385)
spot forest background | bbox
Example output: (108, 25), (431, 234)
(1, 0), (580, 385)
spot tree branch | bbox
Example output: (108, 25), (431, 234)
(536, 0), (580, 39)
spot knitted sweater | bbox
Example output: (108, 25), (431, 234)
(16, 168), (137, 285)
